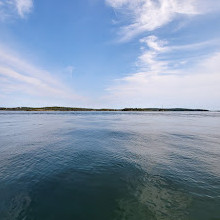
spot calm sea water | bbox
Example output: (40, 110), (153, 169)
(0, 111), (219, 220)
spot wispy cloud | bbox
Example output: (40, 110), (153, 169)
(105, 52), (220, 109)
(0, 45), (82, 106)
(136, 35), (170, 75)
(104, 35), (220, 109)
(103, 32), (220, 109)
(103, 0), (220, 109)
(135, 36), (220, 75)
(0, 0), (33, 20)
(15, 0), (33, 18)
(106, 0), (220, 41)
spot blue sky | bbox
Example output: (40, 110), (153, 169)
(0, 0), (220, 109)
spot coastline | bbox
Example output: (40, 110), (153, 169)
(0, 107), (209, 112)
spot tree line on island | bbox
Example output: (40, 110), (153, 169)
(0, 107), (209, 111)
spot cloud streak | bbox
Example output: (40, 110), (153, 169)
(103, 0), (220, 109)
(106, 0), (219, 41)
(0, 45), (82, 106)
(105, 37), (220, 109)
(15, 0), (33, 18)
(105, 55), (220, 109)
(0, 0), (33, 20)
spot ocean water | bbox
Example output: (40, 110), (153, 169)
(0, 111), (219, 220)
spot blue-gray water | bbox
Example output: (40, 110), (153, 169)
(0, 111), (220, 220)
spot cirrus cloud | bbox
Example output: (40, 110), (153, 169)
(0, 0), (33, 20)
(106, 0), (220, 41)
(0, 44), (83, 107)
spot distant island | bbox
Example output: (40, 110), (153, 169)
(0, 107), (209, 112)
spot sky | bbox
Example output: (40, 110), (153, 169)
(0, 0), (220, 109)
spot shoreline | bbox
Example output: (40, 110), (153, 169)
(0, 107), (209, 112)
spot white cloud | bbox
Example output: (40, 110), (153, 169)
(106, 0), (219, 41)
(140, 35), (168, 52)
(0, 0), (33, 20)
(136, 36), (220, 76)
(136, 35), (171, 74)
(105, 51), (220, 109)
(102, 25), (220, 109)
(104, 34), (220, 109)
(0, 45), (82, 106)
(104, 0), (220, 109)
(15, 0), (33, 18)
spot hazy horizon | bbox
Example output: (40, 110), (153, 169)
(0, 0), (220, 109)
(0, 106), (214, 111)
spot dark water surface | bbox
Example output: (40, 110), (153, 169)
(0, 111), (219, 220)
